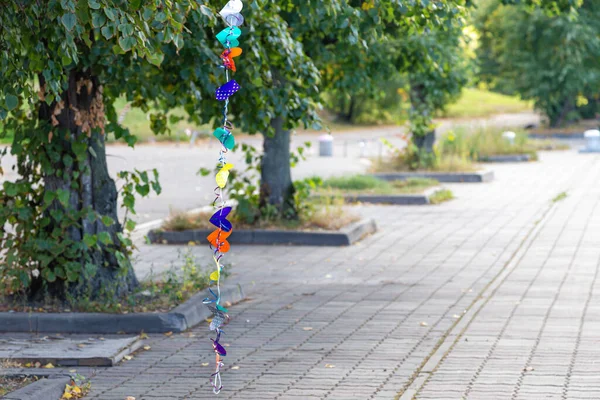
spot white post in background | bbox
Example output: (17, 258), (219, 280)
(502, 131), (516, 146)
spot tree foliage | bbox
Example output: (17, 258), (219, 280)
(475, 0), (600, 126)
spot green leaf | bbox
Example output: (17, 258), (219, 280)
(61, 13), (77, 31)
(147, 51), (165, 66)
(197, 167), (211, 177)
(56, 189), (70, 207)
(125, 219), (137, 232)
(44, 269), (57, 283)
(118, 23), (134, 36)
(92, 11), (106, 28)
(101, 25), (114, 39)
(104, 7), (117, 21)
(83, 234), (97, 248)
(5, 94), (18, 111)
(118, 36), (136, 52)
(101, 215), (115, 227)
(130, 0), (142, 10)
(97, 231), (112, 245)
(88, 0), (101, 9)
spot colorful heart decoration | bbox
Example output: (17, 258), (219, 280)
(216, 163), (234, 188)
(224, 13), (244, 27)
(209, 207), (233, 232)
(221, 47), (243, 72)
(212, 339), (227, 356)
(216, 80), (240, 102)
(216, 27), (241, 47)
(207, 228), (232, 253)
(212, 128), (236, 150)
(219, 0), (243, 18)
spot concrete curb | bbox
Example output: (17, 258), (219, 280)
(0, 284), (244, 334)
(148, 218), (377, 247)
(529, 132), (584, 139)
(371, 170), (494, 183)
(478, 154), (532, 163)
(316, 187), (446, 205)
(0, 373), (70, 400)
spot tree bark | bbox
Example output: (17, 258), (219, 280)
(259, 116), (295, 217)
(409, 80), (435, 152)
(34, 69), (137, 300)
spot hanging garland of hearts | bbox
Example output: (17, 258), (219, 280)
(203, 0), (245, 395)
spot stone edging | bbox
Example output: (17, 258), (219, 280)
(148, 218), (377, 247)
(478, 154), (532, 163)
(0, 284), (244, 334)
(317, 187), (445, 205)
(529, 132), (584, 139)
(0, 372), (70, 400)
(371, 170), (494, 183)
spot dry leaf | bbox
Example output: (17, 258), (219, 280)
(143, 345), (151, 351)
(420, 322), (428, 327)
(201, 363), (209, 367)
(34, 362), (41, 368)
(164, 331), (173, 337)
(452, 314), (461, 319)
(303, 327), (313, 331)
(43, 363), (54, 368)
(325, 364), (335, 368)
(77, 344), (86, 348)
(125, 397), (136, 400)
(231, 366), (240, 370)
(123, 355), (133, 361)
(139, 333), (148, 339)
(69, 369), (77, 373)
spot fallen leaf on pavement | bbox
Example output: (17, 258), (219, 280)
(231, 366), (240, 370)
(43, 363), (54, 368)
(123, 355), (133, 361)
(143, 345), (151, 351)
(125, 397), (136, 400)
(201, 363), (209, 367)
(303, 327), (313, 331)
(164, 331), (173, 337)
(420, 322), (428, 327)
(325, 364), (335, 368)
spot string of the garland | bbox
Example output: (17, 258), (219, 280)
(202, 0), (245, 395)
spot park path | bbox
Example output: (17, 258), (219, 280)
(65, 148), (600, 400)
(0, 112), (540, 224)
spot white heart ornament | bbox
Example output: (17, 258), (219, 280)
(220, 0), (243, 18)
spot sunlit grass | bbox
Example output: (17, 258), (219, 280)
(442, 88), (533, 119)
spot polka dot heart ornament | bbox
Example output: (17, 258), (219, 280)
(202, 0), (245, 395)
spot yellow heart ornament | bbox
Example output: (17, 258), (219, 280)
(210, 270), (220, 281)
(215, 163), (234, 188)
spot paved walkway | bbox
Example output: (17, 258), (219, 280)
(68, 149), (600, 400)
(7, 147), (600, 399)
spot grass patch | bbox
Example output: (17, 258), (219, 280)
(320, 175), (439, 195)
(552, 191), (568, 203)
(439, 128), (539, 161)
(429, 189), (454, 204)
(442, 88), (533, 119)
(373, 151), (478, 173)
(162, 200), (359, 233)
(1, 249), (217, 314)
(528, 139), (571, 151)
(0, 376), (38, 396)
(531, 119), (599, 135)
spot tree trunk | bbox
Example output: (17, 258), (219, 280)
(33, 69), (137, 300)
(409, 80), (436, 153)
(259, 116), (295, 218)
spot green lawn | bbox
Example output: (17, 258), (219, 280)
(320, 175), (440, 195)
(443, 88), (533, 119)
(113, 98), (212, 142)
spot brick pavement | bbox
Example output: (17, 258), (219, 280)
(5, 150), (596, 399)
